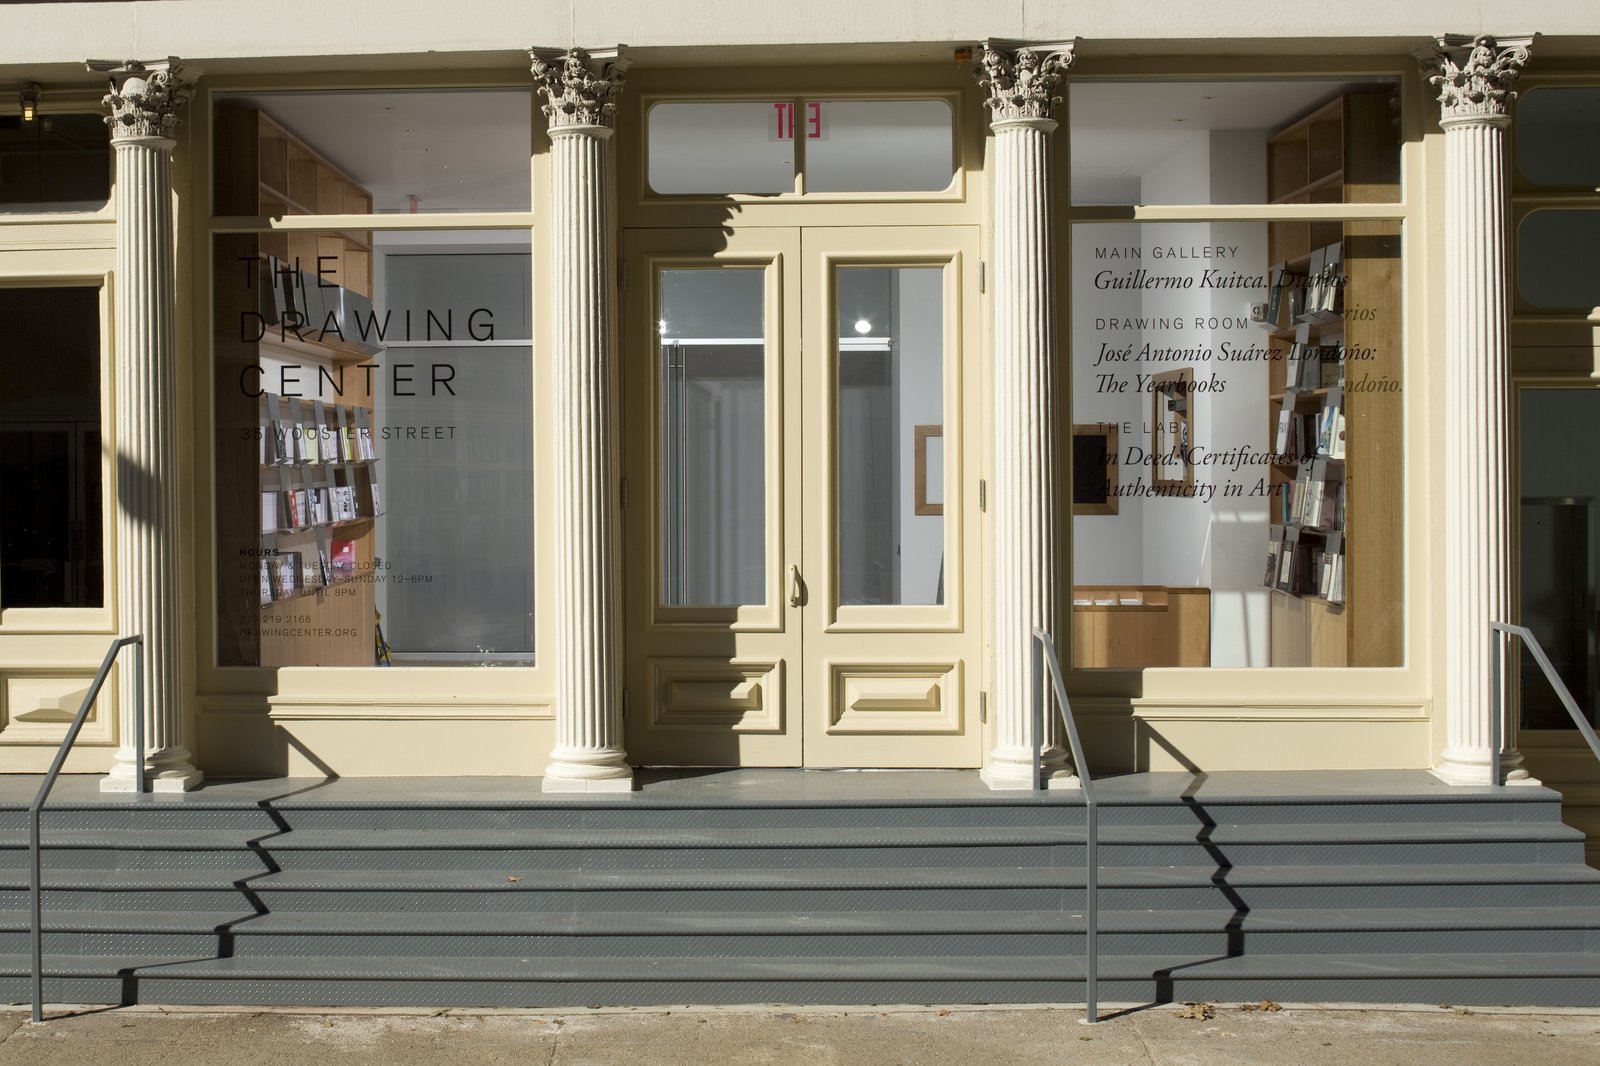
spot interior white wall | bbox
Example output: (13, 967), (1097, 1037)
(1071, 221), (1145, 585)
(1071, 128), (1272, 665)
(1202, 130), (1270, 667)
(1138, 133), (1213, 591)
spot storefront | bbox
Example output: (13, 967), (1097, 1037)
(0, 7), (1595, 837)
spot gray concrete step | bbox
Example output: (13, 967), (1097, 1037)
(6, 951), (1598, 1008)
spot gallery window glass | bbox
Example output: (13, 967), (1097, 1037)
(212, 89), (533, 214)
(1069, 215), (1403, 670)
(212, 227), (534, 668)
(0, 112), (111, 212)
(1515, 87), (1600, 189)
(1069, 78), (1400, 206)
(0, 286), (103, 609)
(1517, 210), (1600, 312)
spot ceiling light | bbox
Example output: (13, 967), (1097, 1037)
(854, 318), (872, 335)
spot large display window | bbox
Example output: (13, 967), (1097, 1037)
(0, 286), (104, 610)
(1068, 79), (1405, 669)
(210, 87), (536, 668)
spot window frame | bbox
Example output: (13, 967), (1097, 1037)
(0, 274), (115, 633)
(1060, 55), (1421, 700)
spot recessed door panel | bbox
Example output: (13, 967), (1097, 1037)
(623, 229), (802, 767)
(623, 226), (980, 768)
(801, 228), (982, 767)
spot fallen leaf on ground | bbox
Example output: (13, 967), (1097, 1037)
(1238, 1000), (1283, 1012)
(1177, 1002), (1215, 1020)
(507, 876), (522, 882)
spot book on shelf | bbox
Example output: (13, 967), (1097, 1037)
(1304, 458), (1342, 531)
(303, 419), (321, 463)
(1318, 340), (1344, 385)
(1318, 532), (1345, 601)
(1287, 265), (1307, 322)
(1316, 387), (1345, 456)
(260, 491), (279, 532)
(1275, 408), (1293, 453)
(1264, 525), (1285, 588)
(1264, 262), (1288, 329)
(368, 480), (381, 515)
(357, 424), (375, 461)
(329, 538), (357, 580)
(1299, 246), (1326, 324)
(259, 561), (273, 605)
(289, 489), (307, 528)
(1286, 322), (1314, 390)
(1314, 242), (1344, 320)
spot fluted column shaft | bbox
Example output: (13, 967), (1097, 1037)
(974, 42), (1076, 790)
(542, 122), (631, 791)
(1438, 116), (1529, 784)
(983, 117), (1073, 790)
(1427, 34), (1536, 786)
(93, 58), (201, 792)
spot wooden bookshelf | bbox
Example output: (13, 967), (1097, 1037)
(214, 104), (383, 668)
(1262, 91), (1402, 668)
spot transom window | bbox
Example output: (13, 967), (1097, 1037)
(646, 97), (955, 196)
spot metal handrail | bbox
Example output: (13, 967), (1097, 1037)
(30, 634), (145, 1024)
(1489, 621), (1600, 787)
(1031, 627), (1099, 1025)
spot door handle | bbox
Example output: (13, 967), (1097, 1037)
(788, 565), (804, 608)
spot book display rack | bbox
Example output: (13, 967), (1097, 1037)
(1259, 92), (1402, 667)
(214, 104), (384, 667)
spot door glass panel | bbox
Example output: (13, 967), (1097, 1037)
(659, 268), (767, 605)
(836, 266), (944, 606)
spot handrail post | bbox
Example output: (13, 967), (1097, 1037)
(1491, 619), (1600, 772)
(1031, 634), (1044, 792)
(1489, 626), (1503, 788)
(29, 635), (144, 1025)
(1031, 628), (1099, 1025)
(29, 801), (42, 1023)
(134, 636), (146, 795)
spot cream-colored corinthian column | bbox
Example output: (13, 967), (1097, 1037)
(531, 47), (634, 792)
(89, 58), (202, 791)
(1423, 34), (1539, 785)
(974, 43), (1078, 790)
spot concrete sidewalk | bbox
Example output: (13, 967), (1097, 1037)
(2, 1003), (1598, 1065)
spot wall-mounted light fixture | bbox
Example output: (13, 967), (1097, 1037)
(20, 83), (41, 122)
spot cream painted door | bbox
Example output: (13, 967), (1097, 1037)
(799, 227), (982, 767)
(622, 228), (803, 766)
(621, 226), (981, 768)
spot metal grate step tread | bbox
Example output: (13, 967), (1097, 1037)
(4, 905), (1599, 937)
(9, 951), (1600, 983)
(1, 820), (1584, 851)
(7, 862), (1600, 893)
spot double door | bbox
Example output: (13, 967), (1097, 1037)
(622, 226), (982, 767)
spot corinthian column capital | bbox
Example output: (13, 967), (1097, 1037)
(86, 57), (194, 141)
(973, 40), (1075, 129)
(1421, 34), (1537, 124)
(530, 47), (630, 130)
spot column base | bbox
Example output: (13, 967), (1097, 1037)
(541, 772), (635, 794)
(1432, 746), (1540, 787)
(980, 747), (1079, 791)
(542, 747), (635, 793)
(100, 746), (204, 793)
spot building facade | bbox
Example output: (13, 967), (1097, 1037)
(0, 3), (1597, 850)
